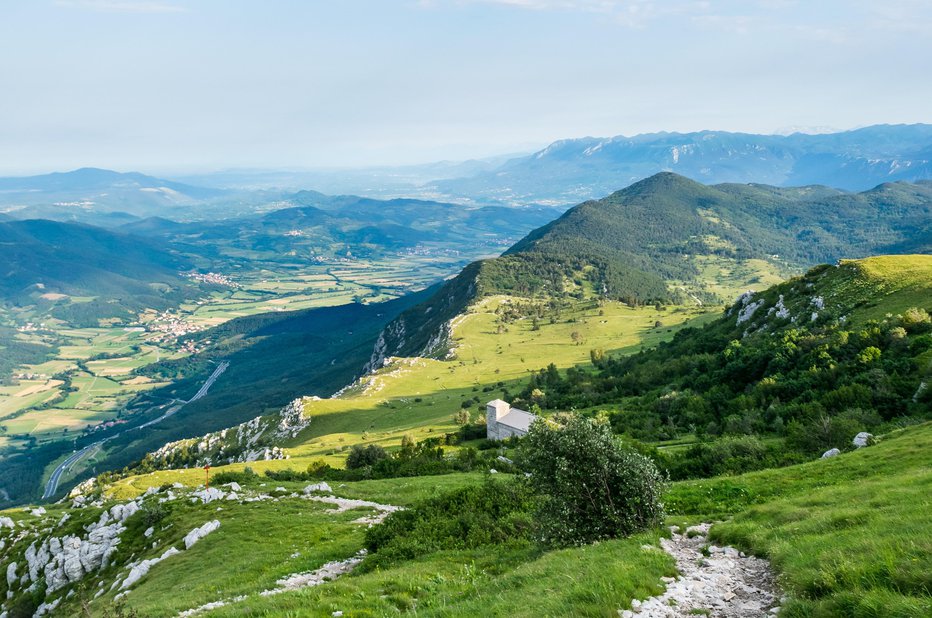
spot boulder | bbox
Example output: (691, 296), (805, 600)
(852, 432), (873, 448)
(121, 547), (180, 589)
(821, 448), (841, 458)
(0, 516), (14, 529)
(184, 520), (221, 549)
(192, 487), (225, 504)
(302, 482), (332, 494)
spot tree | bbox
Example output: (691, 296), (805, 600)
(454, 409), (471, 425)
(520, 416), (664, 546)
(346, 444), (387, 469)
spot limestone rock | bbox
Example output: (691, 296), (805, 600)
(191, 487), (226, 504)
(121, 547), (180, 589)
(302, 482), (332, 494)
(853, 432), (873, 448)
(184, 520), (221, 549)
(821, 448), (841, 458)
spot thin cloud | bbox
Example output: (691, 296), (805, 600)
(54, 0), (187, 13)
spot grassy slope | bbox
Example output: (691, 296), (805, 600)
(105, 295), (714, 498)
(84, 419), (932, 617)
(667, 422), (932, 617)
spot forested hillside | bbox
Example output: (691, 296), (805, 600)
(0, 219), (205, 315)
(371, 174), (932, 362)
(520, 256), (932, 476)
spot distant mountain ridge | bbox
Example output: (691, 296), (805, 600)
(0, 167), (222, 199)
(0, 167), (233, 225)
(433, 124), (932, 204)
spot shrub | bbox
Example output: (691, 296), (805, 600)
(520, 415), (665, 546)
(661, 436), (805, 480)
(362, 479), (535, 569)
(345, 444), (388, 469)
(211, 467), (259, 485)
(140, 503), (168, 528)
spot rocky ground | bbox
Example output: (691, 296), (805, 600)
(621, 523), (781, 617)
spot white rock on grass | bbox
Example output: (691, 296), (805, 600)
(302, 482), (332, 494)
(261, 552), (366, 595)
(121, 547), (180, 589)
(184, 520), (221, 549)
(821, 448), (841, 458)
(853, 432), (873, 448)
(0, 516), (14, 528)
(191, 487), (226, 504)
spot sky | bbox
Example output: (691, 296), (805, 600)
(1, 0), (931, 174)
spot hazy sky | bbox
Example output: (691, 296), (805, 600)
(2, 0), (931, 174)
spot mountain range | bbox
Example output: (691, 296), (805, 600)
(433, 124), (932, 204)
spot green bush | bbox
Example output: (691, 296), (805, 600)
(362, 479), (535, 569)
(662, 436), (805, 480)
(345, 444), (388, 469)
(521, 415), (665, 546)
(211, 467), (259, 485)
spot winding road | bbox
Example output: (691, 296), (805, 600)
(42, 361), (230, 500)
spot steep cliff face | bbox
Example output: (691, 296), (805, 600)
(365, 265), (481, 368)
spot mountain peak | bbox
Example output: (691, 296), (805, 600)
(618, 171), (709, 196)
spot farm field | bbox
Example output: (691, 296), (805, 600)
(0, 251), (495, 472)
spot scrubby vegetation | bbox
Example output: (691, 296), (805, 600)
(362, 479), (535, 570)
(518, 259), (932, 478)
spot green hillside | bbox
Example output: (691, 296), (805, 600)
(0, 219), (203, 313)
(373, 174), (932, 361)
(520, 255), (932, 465)
(2, 406), (927, 617)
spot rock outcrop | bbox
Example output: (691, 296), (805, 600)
(184, 520), (221, 549)
(143, 398), (313, 471)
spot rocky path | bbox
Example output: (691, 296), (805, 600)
(621, 523), (781, 617)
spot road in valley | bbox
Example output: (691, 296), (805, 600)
(42, 361), (230, 500)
